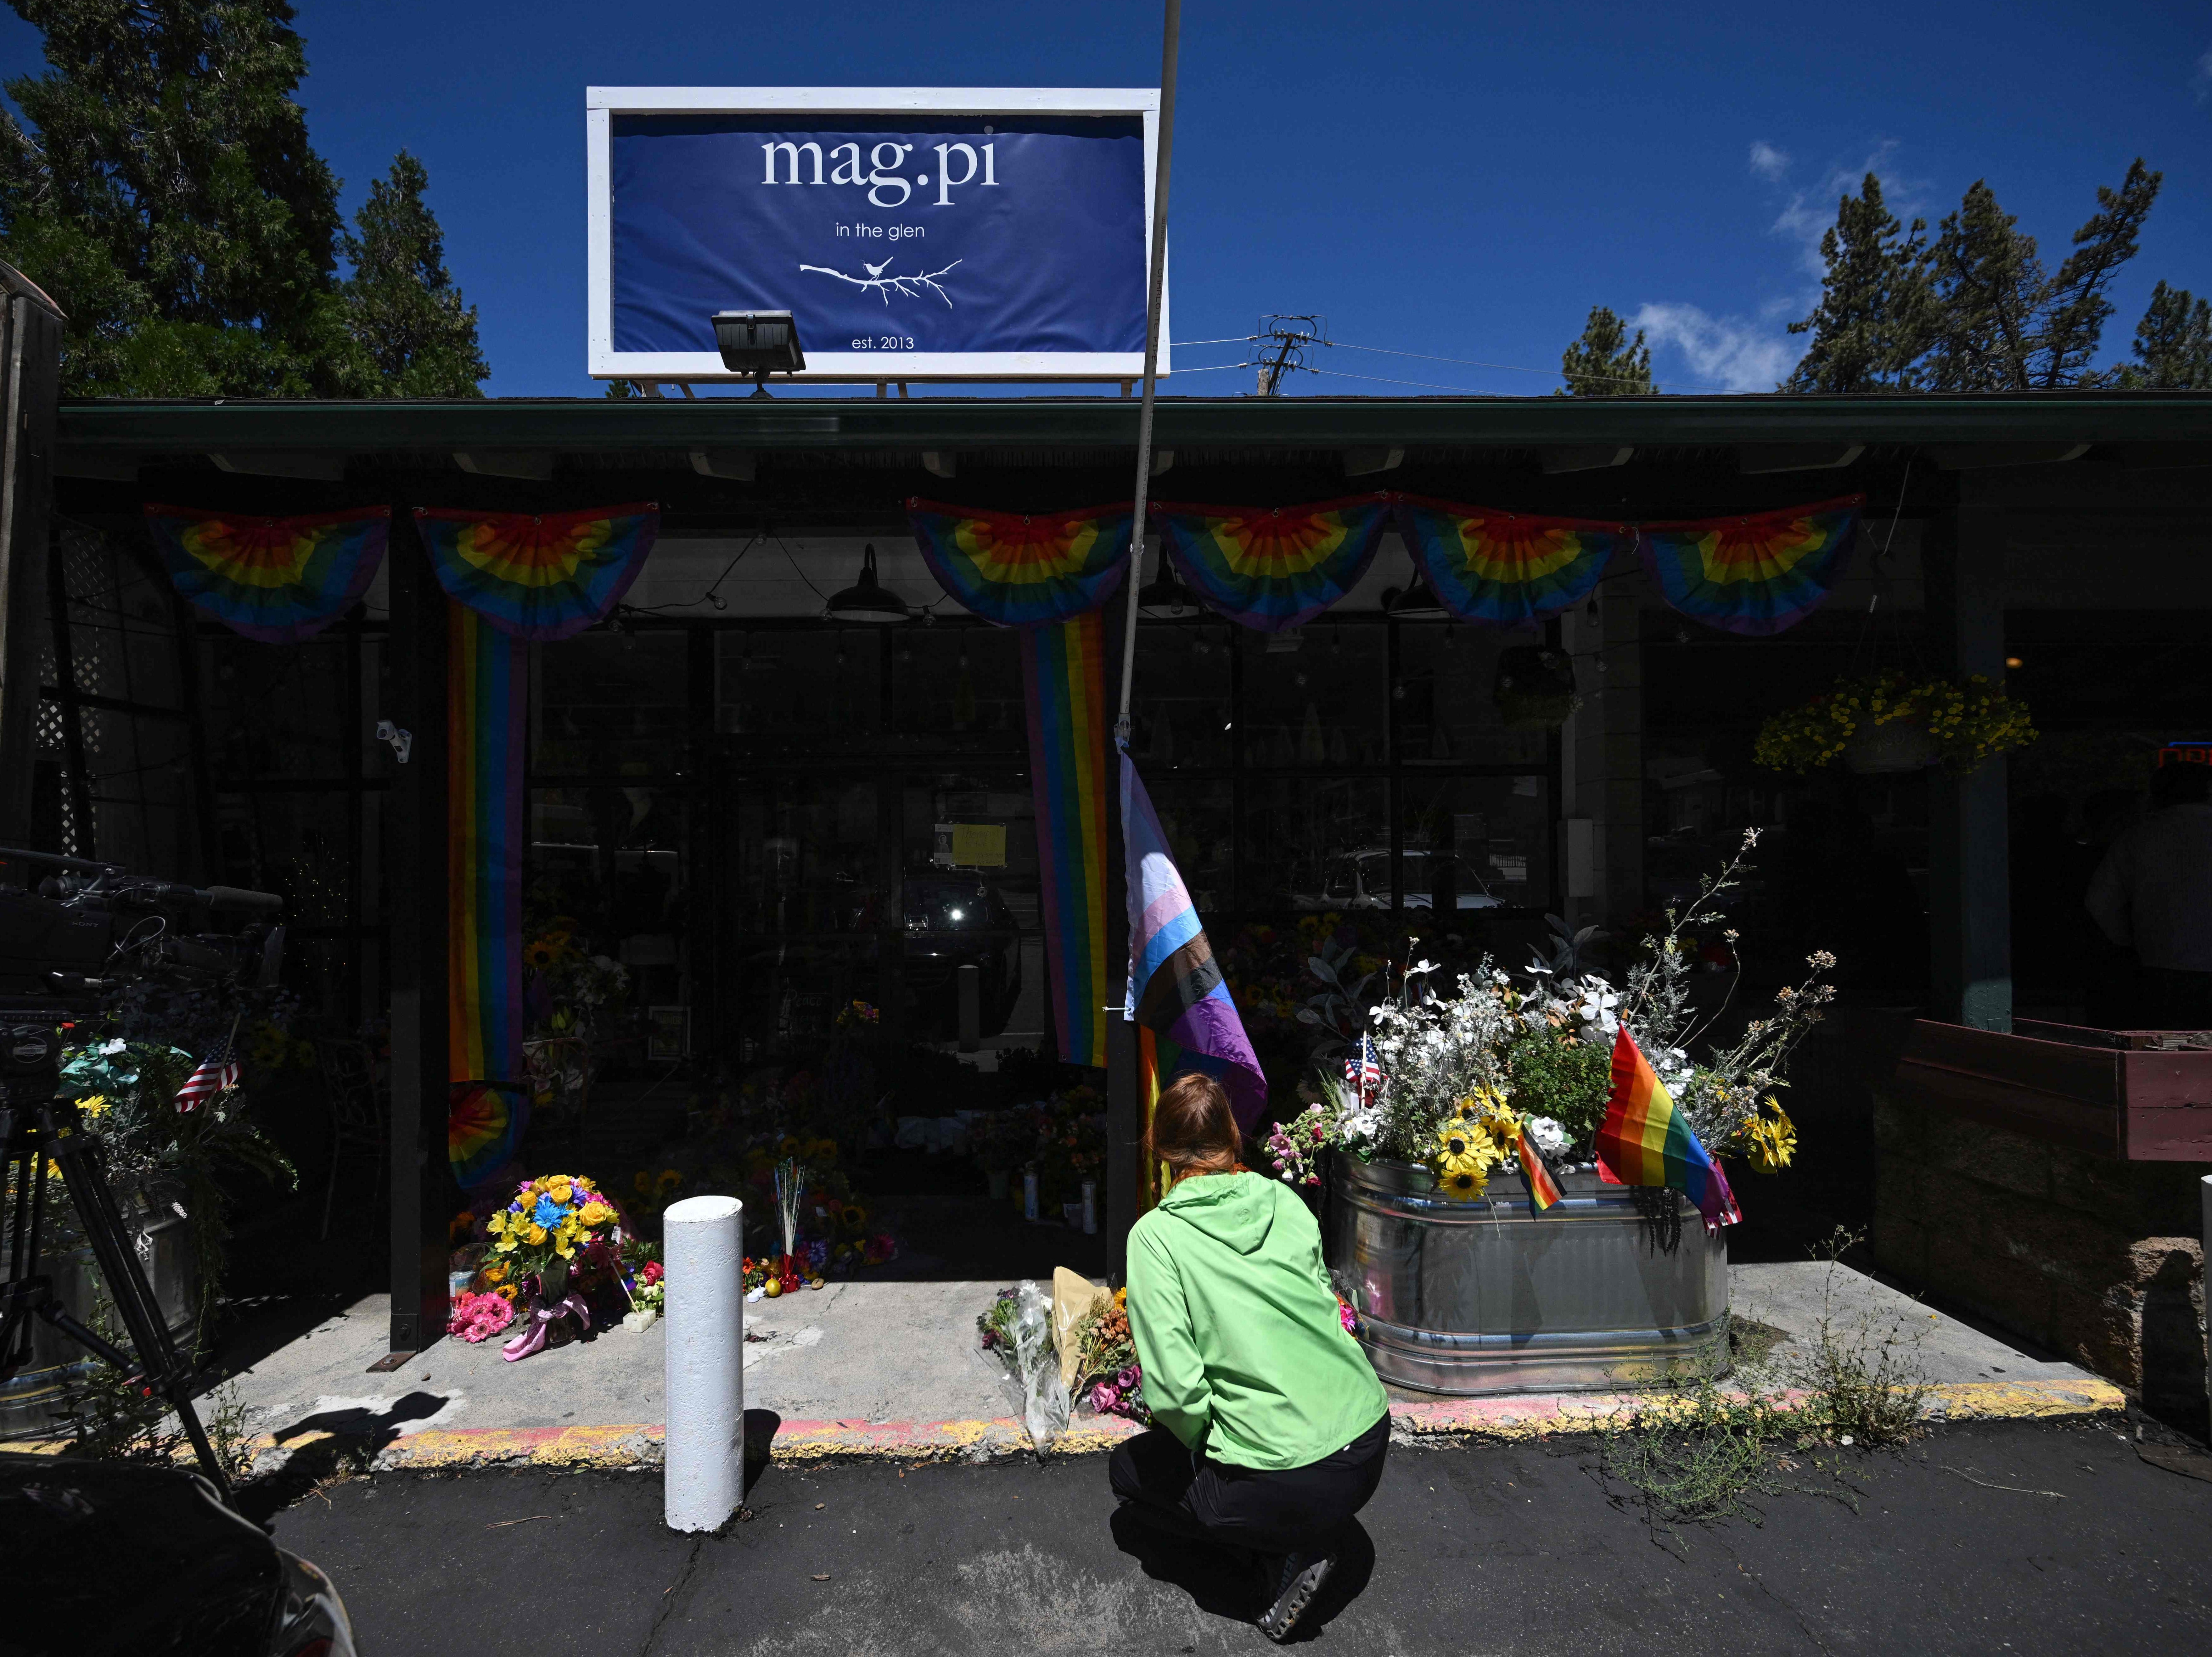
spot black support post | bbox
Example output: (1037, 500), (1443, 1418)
(384, 506), (453, 1358)
(1923, 480), (2012, 1031)
(0, 269), (61, 852)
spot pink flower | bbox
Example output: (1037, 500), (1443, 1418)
(641, 1260), (664, 1285)
(1338, 1300), (1359, 1336)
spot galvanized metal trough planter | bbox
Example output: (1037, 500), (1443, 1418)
(1328, 1156), (1727, 1396)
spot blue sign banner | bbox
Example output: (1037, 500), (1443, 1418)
(606, 113), (1148, 370)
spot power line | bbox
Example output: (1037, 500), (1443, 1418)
(1326, 337), (1735, 395)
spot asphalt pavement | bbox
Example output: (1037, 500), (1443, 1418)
(272, 1417), (2212, 1656)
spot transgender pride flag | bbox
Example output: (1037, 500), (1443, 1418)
(1122, 753), (1267, 1132)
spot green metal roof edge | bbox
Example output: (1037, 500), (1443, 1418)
(52, 390), (2212, 453)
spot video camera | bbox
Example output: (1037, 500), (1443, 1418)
(0, 845), (285, 1025)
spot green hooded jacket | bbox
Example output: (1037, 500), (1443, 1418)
(1126, 1171), (1389, 1471)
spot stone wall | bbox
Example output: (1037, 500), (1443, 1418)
(1874, 1088), (2207, 1423)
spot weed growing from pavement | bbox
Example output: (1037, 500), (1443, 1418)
(1597, 1229), (1934, 1542)
(1780, 1227), (1932, 1450)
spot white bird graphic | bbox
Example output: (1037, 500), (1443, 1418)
(797, 256), (962, 306)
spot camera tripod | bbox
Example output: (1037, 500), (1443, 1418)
(1, 1019), (232, 1499)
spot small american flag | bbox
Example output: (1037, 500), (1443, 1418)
(174, 1051), (239, 1111)
(1345, 1035), (1381, 1110)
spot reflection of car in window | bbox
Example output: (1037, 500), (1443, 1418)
(901, 874), (1023, 1038)
(1300, 846), (1503, 911)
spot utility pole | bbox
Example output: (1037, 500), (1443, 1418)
(1254, 314), (1325, 396)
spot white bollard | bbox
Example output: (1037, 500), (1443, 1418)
(664, 1195), (744, 1532)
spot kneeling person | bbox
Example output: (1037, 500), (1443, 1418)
(1109, 1073), (1390, 1641)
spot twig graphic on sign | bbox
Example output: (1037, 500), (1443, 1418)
(798, 258), (962, 306)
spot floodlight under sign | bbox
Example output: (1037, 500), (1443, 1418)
(711, 310), (805, 396)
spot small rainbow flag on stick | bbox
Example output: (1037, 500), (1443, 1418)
(1516, 1126), (1563, 1213)
(1596, 1027), (1739, 1229)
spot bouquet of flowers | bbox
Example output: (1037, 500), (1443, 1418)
(485, 1173), (623, 1360)
(447, 1289), (516, 1343)
(1070, 1287), (1149, 1424)
(1266, 832), (1825, 1195)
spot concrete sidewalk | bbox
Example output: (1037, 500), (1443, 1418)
(199, 1259), (2123, 1476)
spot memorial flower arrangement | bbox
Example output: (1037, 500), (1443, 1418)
(1752, 671), (2035, 775)
(1268, 833), (1827, 1195)
(1070, 1287), (1149, 1423)
(485, 1173), (624, 1359)
(446, 1289), (516, 1343)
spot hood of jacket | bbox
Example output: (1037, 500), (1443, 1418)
(1155, 1172), (1279, 1256)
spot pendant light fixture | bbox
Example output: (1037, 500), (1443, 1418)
(824, 543), (911, 624)
(1380, 580), (1449, 620)
(1137, 563), (1200, 619)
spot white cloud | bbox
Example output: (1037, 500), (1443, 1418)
(2194, 47), (2212, 102)
(1630, 303), (1796, 393)
(1766, 142), (1923, 282)
(1748, 140), (1790, 182)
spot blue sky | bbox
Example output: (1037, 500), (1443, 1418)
(2, 0), (2208, 397)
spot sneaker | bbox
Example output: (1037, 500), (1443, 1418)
(1256, 1547), (1336, 1642)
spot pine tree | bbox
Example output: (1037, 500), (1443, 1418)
(1555, 306), (1655, 395)
(339, 151), (486, 397)
(2120, 281), (2212, 389)
(1925, 161), (2161, 389)
(0, 0), (349, 395)
(1924, 181), (2044, 390)
(1784, 174), (1934, 392)
(2034, 159), (2160, 388)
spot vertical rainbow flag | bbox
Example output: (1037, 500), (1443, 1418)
(1596, 1027), (1739, 1229)
(1636, 495), (1862, 636)
(1018, 611), (1111, 1069)
(446, 604), (530, 1186)
(1516, 1126), (1563, 1213)
(1136, 1025), (1181, 1216)
(1123, 752), (1267, 1132)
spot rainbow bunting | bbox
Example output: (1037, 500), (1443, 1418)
(909, 498), (1132, 626)
(1596, 1027), (1739, 1229)
(145, 504), (389, 643)
(416, 503), (659, 641)
(1516, 1126), (1563, 1213)
(1151, 496), (1390, 632)
(446, 604), (530, 1186)
(1018, 611), (1111, 1068)
(1123, 752), (1267, 1131)
(1637, 494), (1863, 636)
(1394, 497), (1625, 628)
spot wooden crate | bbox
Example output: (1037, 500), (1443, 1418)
(1892, 1018), (2212, 1162)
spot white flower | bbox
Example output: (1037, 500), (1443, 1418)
(1528, 1116), (1568, 1156)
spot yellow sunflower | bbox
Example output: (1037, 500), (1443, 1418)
(1745, 1099), (1797, 1173)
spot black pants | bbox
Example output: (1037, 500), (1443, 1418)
(1109, 1412), (1390, 1557)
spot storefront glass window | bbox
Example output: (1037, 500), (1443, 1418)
(1396, 774), (1553, 912)
(1395, 624), (1550, 768)
(1129, 623), (1233, 770)
(716, 630), (882, 745)
(1140, 776), (1235, 915)
(535, 631), (689, 777)
(890, 630), (1024, 738)
(1239, 624), (1385, 769)
(899, 770), (1041, 1045)
(1238, 776), (1392, 913)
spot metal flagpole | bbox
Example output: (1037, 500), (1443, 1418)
(1113, 0), (1180, 748)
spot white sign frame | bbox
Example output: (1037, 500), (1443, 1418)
(586, 87), (1169, 384)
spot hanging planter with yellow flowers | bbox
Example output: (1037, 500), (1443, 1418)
(1752, 671), (2036, 775)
